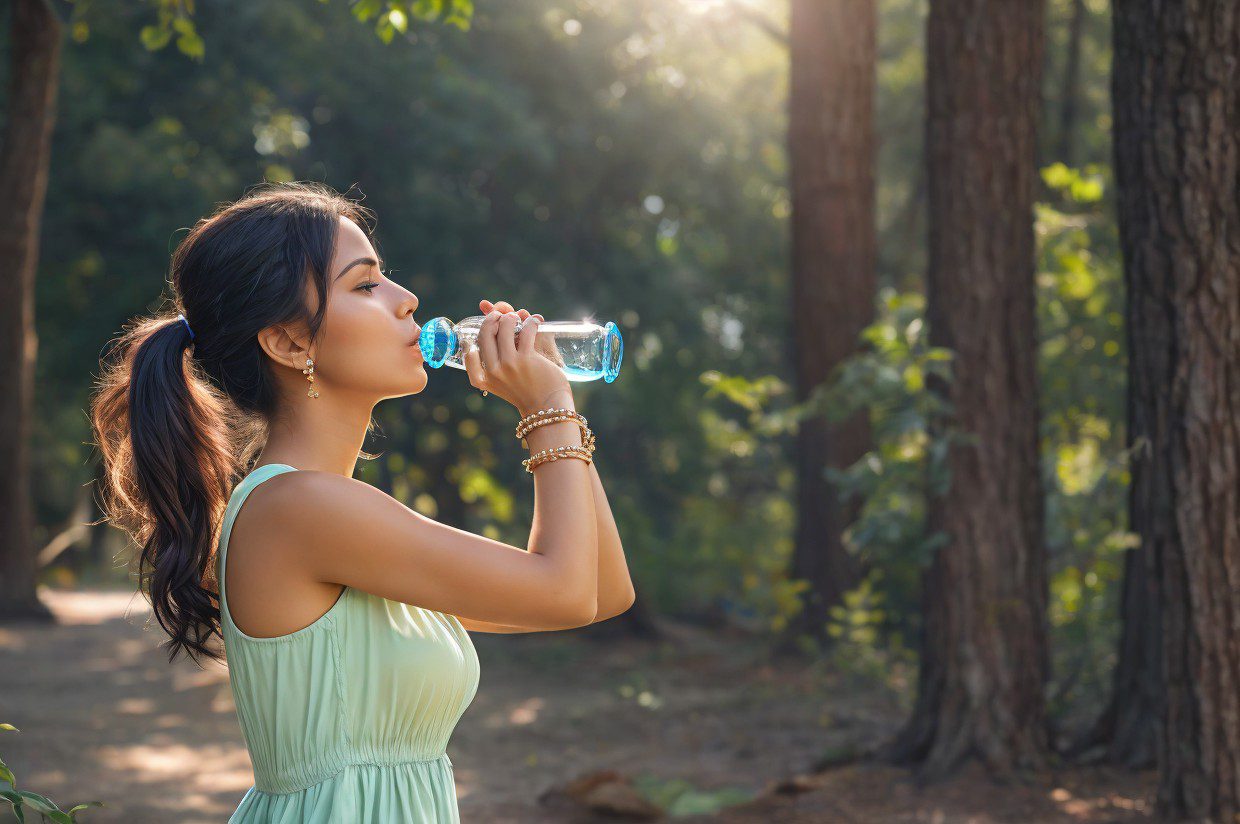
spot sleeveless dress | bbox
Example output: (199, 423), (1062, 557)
(215, 463), (481, 823)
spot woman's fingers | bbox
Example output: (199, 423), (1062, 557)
(481, 299), (514, 314)
(463, 343), (486, 390)
(497, 311), (520, 366)
(482, 299), (540, 322)
(518, 315), (540, 353)
(477, 310), (501, 379)
(481, 301), (544, 363)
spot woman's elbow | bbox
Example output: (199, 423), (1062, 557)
(594, 590), (636, 624)
(569, 596), (598, 627)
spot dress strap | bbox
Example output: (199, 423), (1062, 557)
(217, 464), (300, 622)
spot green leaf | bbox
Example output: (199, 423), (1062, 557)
(350, 0), (383, 22)
(0, 757), (14, 787)
(1070, 176), (1104, 203)
(16, 791), (58, 814)
(139, 24), (172, 51)
(1041, 161), (1073, 190)
(66, 801), (106, 816)
(176, 31), (205, 60)
(411, 0), (445, 20)
(0, 724), (19, 732)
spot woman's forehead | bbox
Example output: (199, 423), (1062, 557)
(334, 217), (375, 257)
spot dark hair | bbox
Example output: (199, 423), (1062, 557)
(89, 181), (379, 666)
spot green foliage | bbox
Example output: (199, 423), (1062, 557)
(38, 0), (792, 611)
(0, 724), (105, 822)
(30, 0), (1132, 735)
(1036, 161), (1134, 720)
(66, 0), (475, 63)
(702, 288), (962, 643)
(815, 289), (958, 573)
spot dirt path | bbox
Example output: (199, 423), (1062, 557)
(0, 588), (1153, 822)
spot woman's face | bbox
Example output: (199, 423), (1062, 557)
(305, 215), (426, 402)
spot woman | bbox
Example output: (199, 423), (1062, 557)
(88, 181), (635, 822)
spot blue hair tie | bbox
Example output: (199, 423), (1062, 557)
(177, 313), (195, 342)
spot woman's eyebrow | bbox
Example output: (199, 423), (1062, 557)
(334, 257), (382, 281)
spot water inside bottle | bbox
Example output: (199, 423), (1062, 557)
(419, 315), (623, 383)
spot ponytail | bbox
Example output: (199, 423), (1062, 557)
(90, 312), (242, 665)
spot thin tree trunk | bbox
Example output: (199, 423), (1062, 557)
(0, 0), (61, 622)
(1112, 3), (1240, 818)
(781, 0), (877, 653)
(1057, 0), (1087, 166)
(881, 0), (1050, 782)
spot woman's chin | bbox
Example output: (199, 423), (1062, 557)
(405, 370), (430, 394)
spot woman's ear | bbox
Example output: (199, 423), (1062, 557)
(256, 323), (311, 370)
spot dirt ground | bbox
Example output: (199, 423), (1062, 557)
(0, 588), (1154, 823)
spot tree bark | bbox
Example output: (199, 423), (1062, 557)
(781, 0), (877, 652)
(1112, 3), (1240, 818)
(881, 0), (1050, 782)
(0, 0), (61, 622)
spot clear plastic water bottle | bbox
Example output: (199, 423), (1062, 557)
(419, 315), (624, 383)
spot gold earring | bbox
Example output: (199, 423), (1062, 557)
(302, 356), (319, 398)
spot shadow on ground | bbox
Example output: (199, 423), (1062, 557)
(0, 587), (1153, 823)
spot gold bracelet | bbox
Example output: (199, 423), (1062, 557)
(523, 447), (593, 474)
(516, 408), (595, 454)
(523, 444), (594, 474)
(515, 407), (585, 437)
(520, 417), (596, 454)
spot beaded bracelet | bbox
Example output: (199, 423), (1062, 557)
(523, 443), (594, 474)
(515, 407), (585, 438)
(515, 407), (595, 454)
(520, 418), (596, 454)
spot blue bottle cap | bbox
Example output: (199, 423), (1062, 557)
(602, 321), (623, 383)
(419, 317), (457, 368)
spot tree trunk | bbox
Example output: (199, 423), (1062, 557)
(1056, 0), (1087, 167)
(881, 0), (1050, 782)
(0, 0), (61, 622)
(781, 0), (877, 652)
(1112, 3), (1240, 818)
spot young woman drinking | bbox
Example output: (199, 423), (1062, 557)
(88, 181), (634, 822)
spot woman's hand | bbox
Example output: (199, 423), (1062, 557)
(479, 298), (567, 372)
(465, 298), (573, 415)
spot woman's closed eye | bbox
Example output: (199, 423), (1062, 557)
(356, 281), (380, 294)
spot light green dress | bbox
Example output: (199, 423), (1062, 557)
(215, 463), (481, 823)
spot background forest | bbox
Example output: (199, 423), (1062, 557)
(26, 0), (1121, 721)
(3, 0), (1219, 821)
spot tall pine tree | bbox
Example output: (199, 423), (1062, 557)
(883, 0), (1051, 780)
(1112, 2), (1240, 817)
